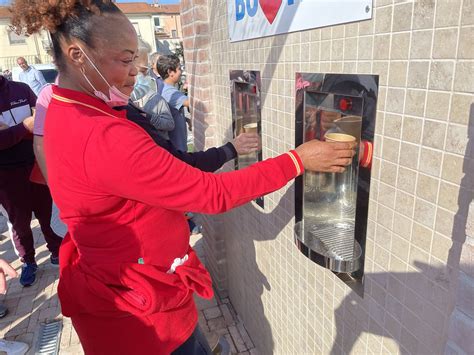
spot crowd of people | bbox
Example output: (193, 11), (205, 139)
(0, 0), (356, 354)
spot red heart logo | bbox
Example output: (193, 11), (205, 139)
(260, 0), (282, 24)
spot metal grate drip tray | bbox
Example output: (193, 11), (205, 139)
(294, 221), (362, 273)
(308, 222), (356, 260)
(35, 321), (62, 355)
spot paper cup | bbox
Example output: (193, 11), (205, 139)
(243, 123), (258, 134)
(325, 132), (356, 143)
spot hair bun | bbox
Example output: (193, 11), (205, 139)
(10, 0), (108, 35)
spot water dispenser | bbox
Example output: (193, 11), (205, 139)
(230, 70), (264, 208)
(294, 73), (378, 296)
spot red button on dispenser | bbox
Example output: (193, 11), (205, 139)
(339, 98), (352, 111)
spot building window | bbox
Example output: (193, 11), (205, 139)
(8, 31), (26, 45)
(132, 22), (141, 37)
(154, 17), (160, 27)
(172, 30), (178, 38)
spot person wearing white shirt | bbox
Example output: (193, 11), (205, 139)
(16, 57), (47, 96)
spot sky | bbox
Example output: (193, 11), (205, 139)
(0, 0), (180, 5)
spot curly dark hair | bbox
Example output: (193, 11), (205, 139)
(156, 55), (181, 80)
(9, 0), (121, 71)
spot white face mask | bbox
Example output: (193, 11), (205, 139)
(78, 46), (130, 107)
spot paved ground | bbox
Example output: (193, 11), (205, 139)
(0, 220), (258, 354)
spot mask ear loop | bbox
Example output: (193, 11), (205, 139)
(78, 44), (114, 89)
(80, 66), (100, 93)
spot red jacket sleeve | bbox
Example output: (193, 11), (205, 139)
(0, 123), (30, 150)
(83, 120), (302, 214)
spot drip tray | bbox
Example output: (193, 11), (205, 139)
(294, 221), (362, 273)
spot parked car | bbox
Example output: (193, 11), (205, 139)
(12, 63), (58, 84)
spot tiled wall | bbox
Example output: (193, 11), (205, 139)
(182, 0), (473, 353)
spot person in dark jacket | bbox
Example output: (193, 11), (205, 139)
(0, 76), (62, 287)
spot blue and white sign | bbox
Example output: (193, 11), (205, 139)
(228, 0), (373, 42)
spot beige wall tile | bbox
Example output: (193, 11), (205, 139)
(414, 198), (437, 228)
(392, 3), (413, 32)
(429, 61), (455, 91)
(419, 147), (442, 176)
(431, 233), (452, 263)
(445, 124), (469, 155)
(454, 62), (474, 93)
(344, 38), (358, 60)
(400, 142), (420, 170)
(461, 0), (474, 26)
(379, 182), (397, 208)
(422, 120), (447, 150)
(380, 160), (398, 184)
(433, 29), (459, 59)
(413, 0), (436, 30)
(384, 113), (402, 138)
(391, 32), (411, 59)
(396, 190), (415, 218)
(397, 166), (417, 194)
(402, 116), (423, 143)
(435, 0), (462, 28)
(412, 222), (434, 251)
(438, 181), (460, 212)
(449, 94), (473, 125)
(393, 212), (413, 240)
(374, 35), (391, 59)
(375, 6), (393, 34)
(416, 173), (440, 203)
(310, 42), (320, 62)
(405, 89), (426, 117)
(425, 91), (451, 121)
(407, 61), (430, 89)
(389, 61), (408, 87)
(359, 18), (375, 35)
(435, 208), (455, 237)
(386, 88), (405, 113)
(345, 22), (359, 37)
(458, 27), (474, 59)
(320, 41), (331, 61)
(331, 39), (344, 60)
(410, 30), (433, 59)
(441, 153), (465, 185)
(357, 61), (372, 73)
(358, 36), (373, 60)
(383, 137), (401, 163)
(391, 233), (411, 261)
(373, 61), (389, 85)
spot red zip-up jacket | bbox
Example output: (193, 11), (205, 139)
(45, 86), (303, 354)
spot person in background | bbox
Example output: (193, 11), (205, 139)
(2, 70), (12, 81)
(131, 39), (175, 139)
(0, 258), (29, 355)
(10, 0), (355, 352)
(16, 57), (47, 96)
(157, 54), (190, 152)
(0, 75), (62, 287)
(32, 84), (67, 238)
(149, 51), (165, 93)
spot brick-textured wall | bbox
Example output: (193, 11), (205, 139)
(181, 0), (229, 297)
(183, 0), (474, 354)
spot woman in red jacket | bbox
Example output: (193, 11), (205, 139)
(11, 1), (355, 354)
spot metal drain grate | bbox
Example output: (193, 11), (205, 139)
(35, 321), (62, 355)
(308, 222), (356, 260)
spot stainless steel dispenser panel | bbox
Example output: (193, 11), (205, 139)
(230, 70), (264, 208)
(294, 73), (378, 294)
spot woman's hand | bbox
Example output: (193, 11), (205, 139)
(232, 133), (259, 155)
(22, 116), (35, 133)
(0, 259), (17, 294)
(295, 140), (356, 173)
